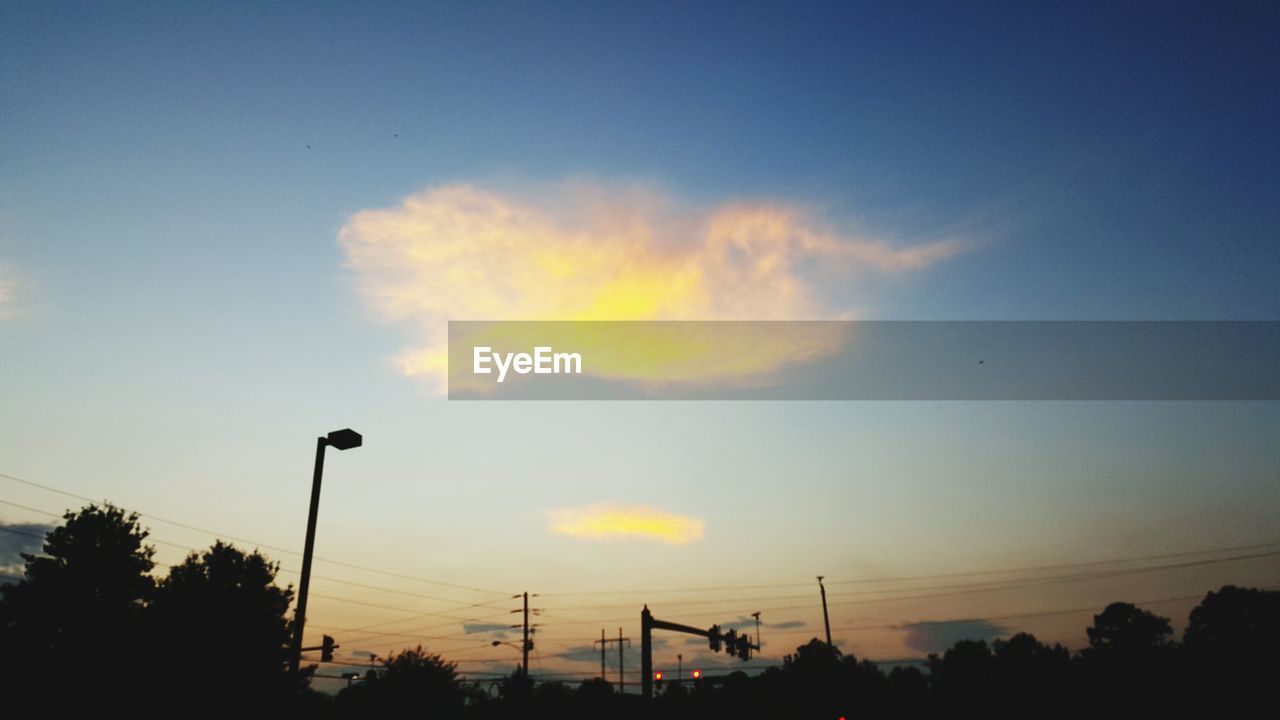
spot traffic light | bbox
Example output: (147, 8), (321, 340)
(736, 635), (751, 661)
(321, 635), (337, 662)
(724, 628), (738, 657)
(708, 625), (721, 653)
(654, 671), (664, 689)
(690, 669), (702, 680)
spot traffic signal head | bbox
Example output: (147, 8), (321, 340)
(708, 625), (722, 653)
(654, 671), (664, 689)
(724, 629), (738, 657)
(321, 635), (338, 663)
(690, 669), (702, 680)
(736, 635), (751, 661)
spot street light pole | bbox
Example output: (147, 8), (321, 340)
(290, 429), (362, 674)
(818, 575), (833, 649)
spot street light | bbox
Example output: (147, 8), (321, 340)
(492, 639), (534, 678)
(290, 428), (362, 674)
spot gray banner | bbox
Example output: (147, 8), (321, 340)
(447, 321), (1279, 400)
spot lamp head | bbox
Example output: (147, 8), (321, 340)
(327, 428), (363, 450)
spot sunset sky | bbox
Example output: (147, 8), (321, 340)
(2, 1), (1277, 689)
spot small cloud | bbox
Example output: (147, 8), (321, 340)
(720, 615), (799, 632)
(548, 503), (705, 545)
(462, 623), (512, 635)
(899, 619), (1007, 653)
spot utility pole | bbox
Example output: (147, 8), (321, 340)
(509, 592), (540, 679)
(618, 627), (625, 692)
(594, 628), (631, 691)
(818, 576), (833, 648)
(677, 653), (682, 683)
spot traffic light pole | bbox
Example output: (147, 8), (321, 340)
(641, 607), (653, 699)
(641, 606), (758, 699)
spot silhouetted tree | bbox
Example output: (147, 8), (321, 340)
(147, 541), (296, 708)
(1085, 602), (1174, 657)
(928, 639), (994, 704)
(337, 645), (463, 716)
(0, 503), (154, 703)
(886, 664), (929, 710)
(783, 637), (843, 672)
(1184, 585), (1280, 659)
(1079, 602), (1177, 709)
(1182, 585), (1280, 706)
(773, 639), (887, 717)
(576, 676), (614, 701)
(988, 632), (1070, 705)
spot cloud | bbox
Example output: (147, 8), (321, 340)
(0, 521), (51, 578)
(548, 503), (705, 545)
(557, 645), (608, 663)
(462, 623), (512, 635)
(721, 616), (761, 632)
(899, 619), (1008, 653)
(339, 181), (967, 390)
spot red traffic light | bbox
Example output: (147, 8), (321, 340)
(654, 671), (663, 680)
(691, 669), (702, 679)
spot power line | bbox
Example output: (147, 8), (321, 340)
(1, 492), (532, 647)
(0, 470), (512, 596)
(537, 548), (1280, 626)
(0, 497), (514, 612)
(767, 589), (1280, 638)
(535, 539), (1280, 599)
(822, 549), (1280, 610)
(318, 609), (520, 644)
(825, 542), (1280, 587)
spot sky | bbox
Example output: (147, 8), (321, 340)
(2, 0), (1278, 689)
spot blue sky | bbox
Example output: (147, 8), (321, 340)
(2, 0), (1277, 685)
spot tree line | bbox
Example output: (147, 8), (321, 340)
(1, 503), (1275, 716)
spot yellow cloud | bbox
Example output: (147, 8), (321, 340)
(339, 182), (965, 390)
(548, 503), (705, 544)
